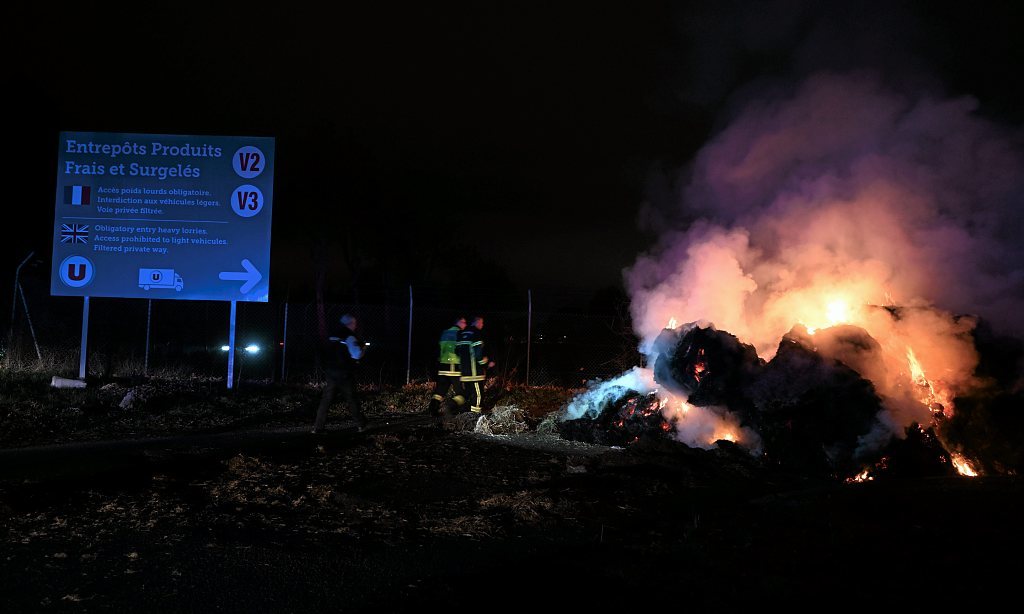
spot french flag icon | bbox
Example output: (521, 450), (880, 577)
(64, 185), (91, 205)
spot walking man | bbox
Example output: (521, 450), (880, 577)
(312, 313), (368, 433)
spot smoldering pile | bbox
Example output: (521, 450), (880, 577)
(558, 390), (669, 447)
(559, 320), (1024, 480)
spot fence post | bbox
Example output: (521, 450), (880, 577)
(8, 251), (33, 351)
(17, 282), (41, 362)
(526, 288), (532, 386)
(406, 285), (413, 386)
(281, 301), (289, 382)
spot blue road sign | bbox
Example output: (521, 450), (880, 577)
(51, 132), (275, 302)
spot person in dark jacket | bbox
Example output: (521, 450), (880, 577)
(312, 314), (368, 433)
(456, 315), (495, 414)
(427, 316), (467, 417)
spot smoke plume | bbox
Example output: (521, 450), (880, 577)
(627, 71), (1024, 444)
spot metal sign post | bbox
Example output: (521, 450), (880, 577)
(144, 299), (152, 374)
(227, 300), (237, 390)
(79, 296), (90, 379)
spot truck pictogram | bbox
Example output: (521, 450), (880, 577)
(139, 268), (183, 291)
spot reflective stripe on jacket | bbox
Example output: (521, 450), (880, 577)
(456, 326), (487, 382)
(438, 326), (461, 368)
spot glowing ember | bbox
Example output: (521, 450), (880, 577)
(666, 317), (678, 330)
(951, 453), (980, 477)
(693, 348), (707, 382)
(845, 469), (874, 483)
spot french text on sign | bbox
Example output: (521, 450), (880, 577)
(52, 132), (274, 302)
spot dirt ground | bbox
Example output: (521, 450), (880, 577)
(1, 377), (1021, 611)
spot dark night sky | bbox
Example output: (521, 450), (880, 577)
(5, 1), (1023, 309)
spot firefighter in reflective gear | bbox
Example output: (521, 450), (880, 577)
(456, 316), (494, 413)
(427, 316), (467, 416)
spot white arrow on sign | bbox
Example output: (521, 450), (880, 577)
(219, 259), (263, 293)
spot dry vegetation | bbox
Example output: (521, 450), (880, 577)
(0, 365), (1019, 611)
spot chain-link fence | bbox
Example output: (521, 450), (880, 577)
(4, 272), (641, 388)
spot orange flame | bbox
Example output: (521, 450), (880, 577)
(951, 452), (980, 477)
(804, 297), (855, 335)
(845, 469), (874, 484)
(692, 347), (708, 380)
(671, 399), (691, 420)
(906, 347), (954, 417)
(826, 299), (850, 327)
(711, 431), (736, 444)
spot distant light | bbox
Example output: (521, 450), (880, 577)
(220, 345), (230, 352)
(245, 344), (260, 354)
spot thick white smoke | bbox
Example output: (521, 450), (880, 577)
(563, 367), (656, 420)
(626, 72), (1024, 442)
(563, 366), (760, 451)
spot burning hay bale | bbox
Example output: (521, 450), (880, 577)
(932, 322), (1024, 475)
(555, 321), (891, 477)
(557, 316), (1021, 480)
(651, 321), (888, 476)
(653, 323), (763, 411)
(936, 391), (1024, 475)
(871, 424), (956, 479)
(801, 324), (889, 390)
(558, 391), (668, 446)
(745, 331), (884, 476)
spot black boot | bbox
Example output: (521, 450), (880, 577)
(446, 395), (466, 416)
(427, 395), (443, 416)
